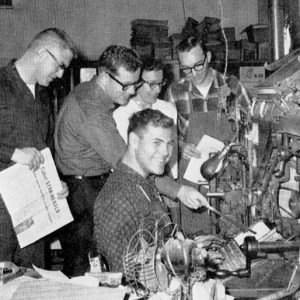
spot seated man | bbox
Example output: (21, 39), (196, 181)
(113, 57), (180, 223)
(93, 109), (175, 272)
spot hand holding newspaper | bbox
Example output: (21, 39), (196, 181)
(0, 148), (73, 248)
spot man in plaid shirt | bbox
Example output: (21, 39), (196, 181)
(166, 36), (251, 236)
(94, 109), (175, 272)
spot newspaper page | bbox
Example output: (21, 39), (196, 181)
(0, 148), (73, 248)
(183, 135), (224, 183)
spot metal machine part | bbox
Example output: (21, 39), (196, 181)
(241, 236), (300, 258)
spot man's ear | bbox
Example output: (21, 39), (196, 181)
(36, 48), (47, 60)
(128, 132), (140, 149)
(97, 71), (109, 88)
(207, 51), (212, 64)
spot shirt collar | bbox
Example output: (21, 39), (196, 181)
(116, 162), (154, 186)
(89, 75), (116, 111)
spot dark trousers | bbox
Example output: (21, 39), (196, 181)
(0, 195), (45, 268)
(59, 174), (109, 276)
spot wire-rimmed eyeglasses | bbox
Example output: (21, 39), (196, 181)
(142, 79), (166, 89)
(45, 49), (66, 71)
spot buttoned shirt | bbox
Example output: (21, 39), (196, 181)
(55, 76), (126, 176)
(0, 60), (53, 171)
(93, 162), (169, 272)
(166, 68), (251, 142)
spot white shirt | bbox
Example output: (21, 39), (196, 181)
(113, 98), (178, 178)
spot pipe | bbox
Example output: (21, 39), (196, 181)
(271, 0), (284, 60)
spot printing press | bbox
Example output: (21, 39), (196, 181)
(197, 50), (300, 300)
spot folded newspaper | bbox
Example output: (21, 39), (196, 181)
(0, 148), (73, 248)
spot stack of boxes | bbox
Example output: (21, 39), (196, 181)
(130, 19), (172, 60)
(240, 24), (270, 61)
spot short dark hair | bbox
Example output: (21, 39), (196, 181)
(128, 108), (174, 137)
(176, 36), (207, 54)
(28, 28), (78, 58)
(142, 57), (164, 72)
(99, 45), (142, 75)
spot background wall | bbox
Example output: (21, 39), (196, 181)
(0, 0), (258, 64)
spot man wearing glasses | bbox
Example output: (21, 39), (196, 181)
(54, 45), (143, 276)
(0, 28), (76, 268)
(113, 58), (176, 144)
(166, 36), (251, 237)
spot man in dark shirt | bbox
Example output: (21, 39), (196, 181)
(0, 28), (76, 268)
(94, 109), (174, 272)
(55, 45), (143, 276)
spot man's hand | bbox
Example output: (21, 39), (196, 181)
(11, 147), (44, 171)
(180, 141), (201, 160)
(57, 180), (69, 199)
(176, 185), (210, 209)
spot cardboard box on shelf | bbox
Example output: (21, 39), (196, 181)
(240, 24), (269, 44)
(258, 42), (271, 61)
(240, 39), (258, 61)
(169, 33), (182, 59)
(132, 44), (153, 58)
(131, 19), (168, 27)
(154, 42), (172, 60)
(239, 65), (265, 88)
(222, 27), (236, 42)
(227, 41), (240, 60)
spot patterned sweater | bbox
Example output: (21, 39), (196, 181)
(93, 162), (169, 272)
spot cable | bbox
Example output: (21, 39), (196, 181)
(181, 0), (187, 24)
(217, 0), (228, 77)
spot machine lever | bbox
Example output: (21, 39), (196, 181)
(206, 204), (256, 234)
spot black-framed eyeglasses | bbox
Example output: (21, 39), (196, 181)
(142, 79), (166, 89)
(45, 49), (66, 71)
(106, 72), (143, 91)
(180, 55), (207, 74)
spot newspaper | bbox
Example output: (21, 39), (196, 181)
(183, 135), (224, 183)
(0, 148), (73, 248)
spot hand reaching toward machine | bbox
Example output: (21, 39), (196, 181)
(176, 185), (210, 209)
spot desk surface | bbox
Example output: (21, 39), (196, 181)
(1, 276), (128, 300)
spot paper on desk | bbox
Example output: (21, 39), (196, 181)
(8, 277), (129, 300)
(183, 135), (224, 183)
(234, 220), (283, 246)
(33, 265), (99, 287)
(33, 265), (69, 283)
(0, 148), (73, 248)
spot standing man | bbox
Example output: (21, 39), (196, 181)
(166, 36), (251, 236)
(55, 45), (143, 276)
(94, 109), (175, 272)
(0, 28), (76, 268)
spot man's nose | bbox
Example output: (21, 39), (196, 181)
(127, 85), (136, 95)
(160, 144), (169, 157)
(154, 85), (161, 93)
(192, 68), (198, 77)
